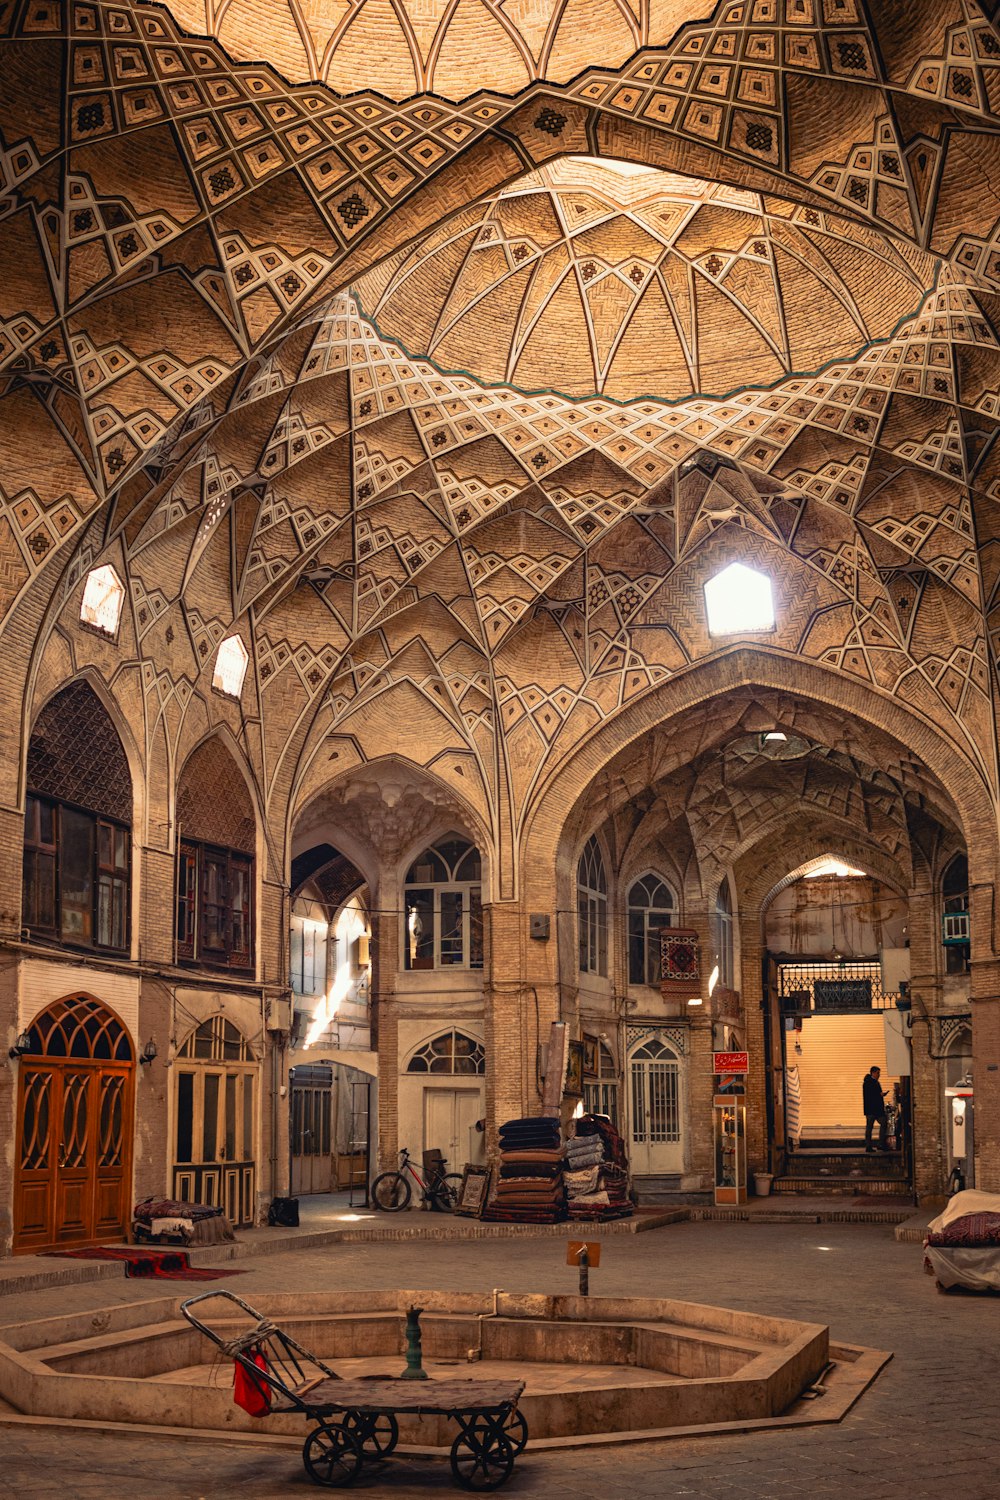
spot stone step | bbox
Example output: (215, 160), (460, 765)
(773, 1176), (911, 1196)
(786, 1153), (906, 1179)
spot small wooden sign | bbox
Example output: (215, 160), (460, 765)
(566, 1239), (601, 1267)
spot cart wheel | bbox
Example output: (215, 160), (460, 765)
(302, 1422), (363, 1488)
(343, 1409), (399, 1457)
(450, 1427), (514, 1491)
(501, 1409), (528, 1456)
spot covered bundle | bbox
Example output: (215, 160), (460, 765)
(563, 1115), (633, 1221)
(483, 1116), (566, 1223)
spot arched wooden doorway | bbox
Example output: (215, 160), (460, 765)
(14, 995), (134, 1253)
(172, 1016), (257, 1227)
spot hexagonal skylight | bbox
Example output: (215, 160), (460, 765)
(80, 565), (125, 636)
(213, 634), (249, 697)
(704, 563), (774, 636)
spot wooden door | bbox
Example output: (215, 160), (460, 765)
(172, 1017), (257, 1226)
(14, 995), (134, 1254)
(422, 1087), (482, 1171)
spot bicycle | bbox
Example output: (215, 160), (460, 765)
(371, 1147), (463, 1213)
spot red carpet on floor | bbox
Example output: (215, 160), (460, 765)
(43, 1246), (241, 1280)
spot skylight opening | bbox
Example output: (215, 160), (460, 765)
(213, 634), (249, 697)
(804, 857), (866, 879)
(80, 565), (125, 636)
(704, 562), (775, 636)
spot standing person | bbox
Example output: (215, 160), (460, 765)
(862, 1065), (889, 1152)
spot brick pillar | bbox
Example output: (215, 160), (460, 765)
(370, 880), (398, 1170)
(907, 885), (945, 1200)
(740, 933), (768, 1170)
(684, 902), (715, 1187)
(0, 957), (17, 1256)
(483, 900), (538, 1151)
(969, 939), (1000, 1190)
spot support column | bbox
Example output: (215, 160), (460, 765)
(370, 881), (398, 1170)
(907, 884), (946, 1201)
(739, 933), (768, 1171)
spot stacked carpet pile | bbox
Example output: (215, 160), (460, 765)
(564, 1114), (633, 1222)
(132, 1196), (235, 1246)
(482, 1116), (566, 1223)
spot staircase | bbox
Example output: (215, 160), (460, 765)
(774, 1147), (910, 1197)
(632, 1173), (687, 1204)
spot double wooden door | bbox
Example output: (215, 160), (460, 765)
(15, 1060), (133, 1252)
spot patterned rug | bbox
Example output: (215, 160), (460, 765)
(44, 1246), (242, 1280)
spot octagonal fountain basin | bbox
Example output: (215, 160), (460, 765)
(0, 1288), (866, 1446)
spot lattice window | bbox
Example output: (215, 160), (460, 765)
(176, 738), (256, 852)
(24, 996), (133, 1061)
(407, 1030), (485, 1074)
(27, 681), (132, 822)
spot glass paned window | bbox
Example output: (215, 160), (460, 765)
(577, 835), (608, 977)
(80, 565), (125, 635)
(407, 1030), (485, 1074)
(176, 842), (254, 971)
(715, 879), (734, 989)
(403, 836), (483, 970)
(628, 874), (675, 985)
(22, 793), (131, 954)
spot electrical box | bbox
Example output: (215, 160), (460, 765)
(265, 997), (292, 1032)
(355, 933), (370, 967)
(529, 913), (550, 940)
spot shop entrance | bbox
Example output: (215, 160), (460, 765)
(14, 995), (135, 1253)
(772, 960), (911, 1189)
(628, 1035), (683, 1175)
(173, 1016), (257, 1227)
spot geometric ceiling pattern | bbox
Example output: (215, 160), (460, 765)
(3, 0), (1000, 879)
(355, 159), (935, 399)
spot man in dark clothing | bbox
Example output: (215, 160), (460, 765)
(863, 1065), (889, 1152)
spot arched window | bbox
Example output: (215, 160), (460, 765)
(715, 878), (734, 989)
(628, 873), (675, 985)
(942, 853), (969, 976)
(175, 739), (256, 972)
(404, 836), (483, 970)
(407, 1030), (485, 1074)
(23, 682), (132, 954)
(578, 835), (608, 976)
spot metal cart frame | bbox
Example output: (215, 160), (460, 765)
(180, 1290), (527, 1491)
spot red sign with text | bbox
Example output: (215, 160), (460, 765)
(713, 1051), (749, 1073)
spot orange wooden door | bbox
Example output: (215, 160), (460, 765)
(13, 995), (135, 1253)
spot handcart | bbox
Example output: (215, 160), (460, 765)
(180, 1290), (527, 1491)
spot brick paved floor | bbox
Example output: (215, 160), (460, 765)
(1, 1219), (997, 1499)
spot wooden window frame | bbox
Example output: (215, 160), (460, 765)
(176, 839), (254, 973)
(22, 793), (131, 957)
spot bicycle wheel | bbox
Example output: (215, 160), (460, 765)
(371, 1171), (411, 1212)
(431, 1172), (463, 1212)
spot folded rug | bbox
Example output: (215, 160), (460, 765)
(499, 1162), (563, 1179)
(499, 1149), (564, 1164)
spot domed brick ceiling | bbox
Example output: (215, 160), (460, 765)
(353, 159), (936, 400)
(159, 0), (702, 100)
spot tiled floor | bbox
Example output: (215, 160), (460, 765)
(1, 1218), (996, 1498)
